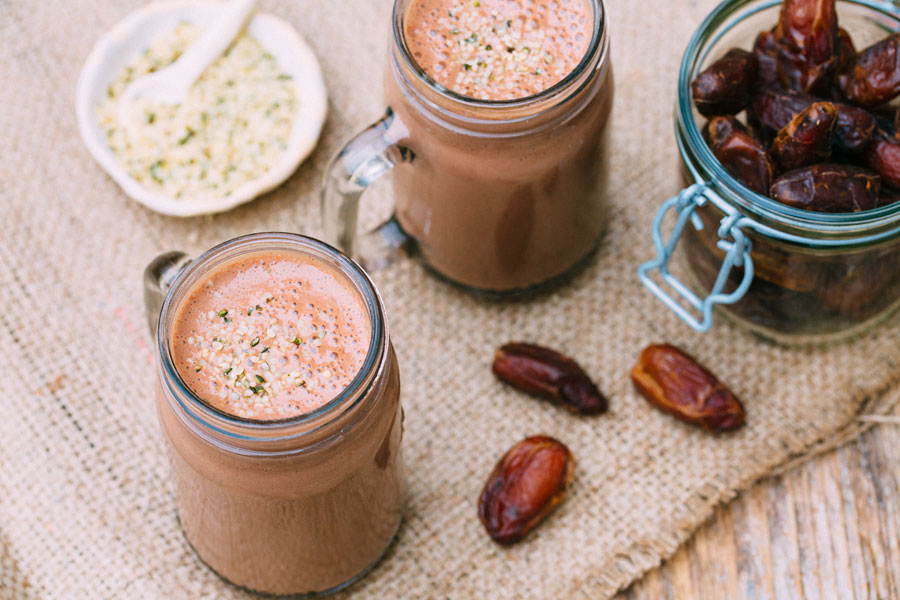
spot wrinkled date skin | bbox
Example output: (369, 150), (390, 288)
(838, 33), (900, 107)
(692, 48), (758, 116)
(630, 344), (746, 432)
(478, 436), (575, 545)
(751, 89), (874, 153)
(771, 101), (837, 171)
(492, 343), (608, 415)
(710, 129), (775, 194)
(864, 132), (900, 190)
(775, 0), (839, 93)
(770, 164), (881, 212)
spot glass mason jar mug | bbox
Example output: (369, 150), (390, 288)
(144, 233), (404, 596)
(639, 0), (900, 345)
(323, 0), (614, 293)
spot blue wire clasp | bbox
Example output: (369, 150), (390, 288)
(638, 182), (755, 332)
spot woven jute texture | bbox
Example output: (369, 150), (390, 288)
(2, 0), (900, 598)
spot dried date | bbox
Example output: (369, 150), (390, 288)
(864, 132), (900, 191)
(770, 101), (837, 171)
(492, 343), (608, 415)
(838, 33), (900, 107)
(751, 89), (819, 132)
(833, 103), (876, 153)
(751, 89), (874, 153)
(775, 0), (839, 93)
(710, 129), (775, 194)
(692, 48), (758, 117)
(753, 29), (780, 88)
(478, 436), (575, 545)
(770, 164), (881, 212)
(630, 344), (745, 432)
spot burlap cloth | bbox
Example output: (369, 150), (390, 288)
(2, 0), (899, 598)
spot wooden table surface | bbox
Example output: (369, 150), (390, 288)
(618, 421), (900, 600)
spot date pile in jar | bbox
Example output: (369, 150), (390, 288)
(682, 0), (900, 337)
(691, 0), (900, 211)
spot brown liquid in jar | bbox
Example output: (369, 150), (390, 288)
(158, 250), (403, 595)
(390, 0), (613, 291)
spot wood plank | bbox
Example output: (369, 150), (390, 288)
(618, 423), (900, 600)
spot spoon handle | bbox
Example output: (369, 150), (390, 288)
(170, 0), (257, 89)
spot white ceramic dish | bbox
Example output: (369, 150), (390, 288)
(76, 0), (327, 217)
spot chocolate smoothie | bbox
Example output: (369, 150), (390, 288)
(171, 252), (371, 420)
(154, 240), (403, 595)
(389, 0), (613, 291)
(405, 0), (593, 101)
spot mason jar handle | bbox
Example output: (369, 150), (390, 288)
(321, 108), (413, 271)
(143, 251), (192, 337)
(637, 182), (755, 332)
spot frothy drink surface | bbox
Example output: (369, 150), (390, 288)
(405, 0), (593, 100)
(172, 252), (371, 420)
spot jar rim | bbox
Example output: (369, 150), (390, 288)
(391, 0), (607, 112)
(677, 0), (900, 238)
(156, 232), (388, 448)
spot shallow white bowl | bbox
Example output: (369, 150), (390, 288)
(76, 0), (327, 217)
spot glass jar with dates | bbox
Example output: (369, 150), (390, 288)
(640, 0), (900, 345)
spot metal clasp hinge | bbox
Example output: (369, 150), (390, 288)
(637, 182), (755, 332)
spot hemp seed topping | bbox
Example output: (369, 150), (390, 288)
(405, 0), (593, 100)
(172, 253), (371, 420)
